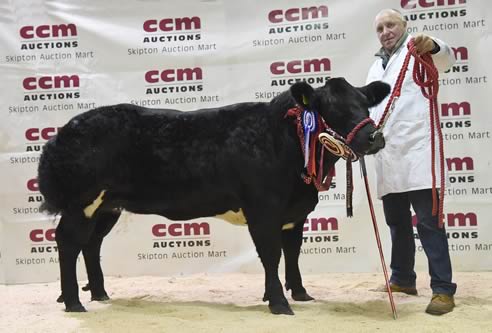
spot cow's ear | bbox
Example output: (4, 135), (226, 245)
(290, 82), (314, 108)
(358, 81), (391, 107)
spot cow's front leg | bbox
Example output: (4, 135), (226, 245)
(83, 211), (120, 301)
(248, 222), (293, 315)
(282, 220), (314, 301)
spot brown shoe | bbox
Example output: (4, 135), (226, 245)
(374, 283), (418, 295)
(425, 294), (455, 315)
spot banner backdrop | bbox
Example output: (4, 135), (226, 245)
(0, 0), (491, 284)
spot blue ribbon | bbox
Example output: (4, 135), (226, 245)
(302, 109), (317, 168)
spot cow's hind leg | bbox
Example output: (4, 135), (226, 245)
(82, 210), (120, 301)
(56, 210), (97, 312)
(248, 220), (293, 315)
(282, 221), (314, 301)
(56, 210), (120, 303)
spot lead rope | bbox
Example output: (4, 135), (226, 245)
(409, 41), (445, 227)
(377, 38), (445, 227)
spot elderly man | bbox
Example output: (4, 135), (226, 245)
(366, 9), (457, 315)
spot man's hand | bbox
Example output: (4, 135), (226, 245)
(413, 34), (436, 55)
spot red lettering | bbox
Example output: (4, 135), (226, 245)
(270, 59), (331, 75)
(25, 128), (40, 141)
(176, 68), (202, 81)
(268, 6), (327, 23)
(38, 76), (53, 89)
(23, 77), (37, 90)
(285, 8), (300, 22)
(27, 178), (39, 192)
(19, 26), (34, 39)
(268, 9), (283, 23)
(145, 70), (159, 83)
(159, 18), (174, 31)
(304, 217), (338, 232)
(36, 25), (51, 38)
(441, 102), (471, 117)
(161, 69), (175, 82)
(29, 229), (56, 242)
(270, 62), (284, 75)
(23, 75), (79, 90)
(143, 19), (158, 32)
(152, 224), (166, 237)
(402, 0), (465, 9)
(25, 128), (58, 141)
(30, 229), (44, 242)
(446, 157), (474, 171)
(19, 24), (77, 39)
(302, 6), (328, 20)
(447, 212), (477, 227)
(41, 127), (57, 140)
(168, 223), (182, 236)
(452, 47), (468, 61)
(146, 68), (202, 83)
(143, 17), (200, 32)
(286, 60), (302, 74)
(45, 229), (56, 241)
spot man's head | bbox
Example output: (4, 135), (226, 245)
(374, 9), (407, 54)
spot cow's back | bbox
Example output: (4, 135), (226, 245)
(38, 102), (294, 215)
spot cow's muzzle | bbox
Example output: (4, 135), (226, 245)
(366, 130), (385, 154)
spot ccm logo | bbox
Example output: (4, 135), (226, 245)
(270, 58), (331, 75)
(23, 75), (80, 90)
(27, 178), (39, 192)
(152, 222), (210, 237)
(304, 217), (339, 232)
(30, 228), (56, 242)
(452, 47), (468, 61)
(446, 157), (474, 171)
(20, 24), (77, 39)
(401, 0), (466, 9)
(145, 68), (202, 83)
(143, 17), (201, 32)
(25, 127), (59, 141)
(268, 6), (328, 23)
(441, 101), (470, 117)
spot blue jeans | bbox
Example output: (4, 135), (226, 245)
(382, 189), (457, 295)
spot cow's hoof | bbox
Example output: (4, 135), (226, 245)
(65, 303), (87, 312)
(82, 283), (90, 292)
(269, 303), (294, 315)
(91, 294), (110, 302)
(57, 294), (64, 303)
(292, 292), (315, 302)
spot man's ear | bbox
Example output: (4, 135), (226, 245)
(358, 81), (391, 107)
(290, 82), (314, 108)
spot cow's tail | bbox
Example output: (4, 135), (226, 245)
(37, 138), (67, 215)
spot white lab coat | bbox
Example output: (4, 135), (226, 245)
(366, 34), (456, 199)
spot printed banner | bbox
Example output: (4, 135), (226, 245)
(0, 0), (490, 284)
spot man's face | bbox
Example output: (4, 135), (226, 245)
(375, 12), (406, 53)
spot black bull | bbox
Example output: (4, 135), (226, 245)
(37, 78), (390, 315)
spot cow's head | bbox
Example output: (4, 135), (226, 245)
(290, 78), (390, 155)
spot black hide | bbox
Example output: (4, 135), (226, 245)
(37, 78), (390, 315)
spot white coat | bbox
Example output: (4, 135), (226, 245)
(366, 34), (456, 199)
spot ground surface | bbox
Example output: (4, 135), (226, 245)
(1, 272), (491, 332)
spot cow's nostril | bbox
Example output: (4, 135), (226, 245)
(369, 131), (385, 149)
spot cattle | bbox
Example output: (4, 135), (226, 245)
(37, 78), (390, 315)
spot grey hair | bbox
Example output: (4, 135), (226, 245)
(375, 8), (407, 26)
